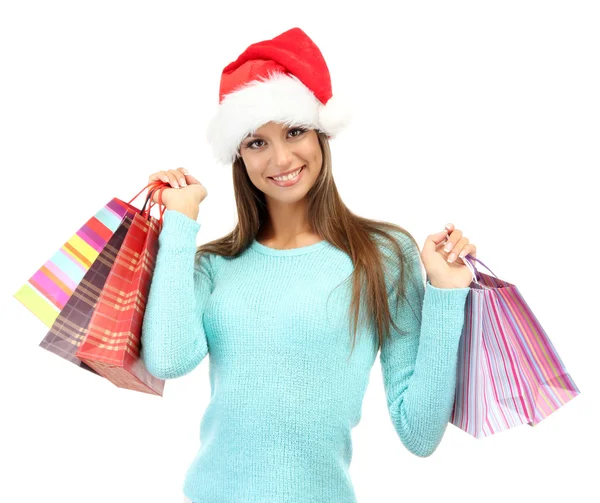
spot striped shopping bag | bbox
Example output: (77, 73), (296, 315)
(13, 199), (133, 328)
(450, 256), (581, 439)
(75, 182), (168, 396)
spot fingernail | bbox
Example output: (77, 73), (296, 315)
(459, 250), (467, 258)
(448, 252), (456, 263)
(445, 223), (453, 230)
(444, 241), (454, 253)
(161, 175), (169, 183)
(179, 177), (187, 186)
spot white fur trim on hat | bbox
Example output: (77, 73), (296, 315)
(206, 72), (352, 165)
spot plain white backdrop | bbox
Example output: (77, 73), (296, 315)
(1, 1), (597, 502)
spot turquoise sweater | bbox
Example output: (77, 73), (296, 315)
(141, 209), (470, 503)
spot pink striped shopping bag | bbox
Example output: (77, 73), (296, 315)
(14, 198), (133, 328)
(450, 255), (580, 439)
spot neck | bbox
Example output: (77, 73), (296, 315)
(258, 198), (314, 244)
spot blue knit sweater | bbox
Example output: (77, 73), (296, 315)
(141, 209), (470, 503)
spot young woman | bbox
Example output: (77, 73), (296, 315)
(141, 27), (478, 503)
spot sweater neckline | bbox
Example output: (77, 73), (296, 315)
(250, 238), (330, 256)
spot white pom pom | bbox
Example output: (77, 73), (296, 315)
(318, 92), (353, 138)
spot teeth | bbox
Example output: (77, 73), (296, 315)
(272, 167), (302, 181)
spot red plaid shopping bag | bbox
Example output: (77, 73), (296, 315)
(75, 182), (168, 395)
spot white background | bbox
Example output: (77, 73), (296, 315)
(1, 1), (597, 502)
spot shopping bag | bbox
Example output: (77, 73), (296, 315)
(75, 182), (168, 396)
(449, 255), (581, 439)
(31, 182), (163, 375)
(13, 198), (134, 328)
(38, 210), (137, 375)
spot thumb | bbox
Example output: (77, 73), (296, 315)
(423, 230), (450, 252)
(184, 173), (203, 185)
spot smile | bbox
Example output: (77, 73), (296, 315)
(268, 165), (305, 187)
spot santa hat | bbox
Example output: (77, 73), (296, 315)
(206, 27), (353, 165)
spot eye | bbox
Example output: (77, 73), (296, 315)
(246, 139), (265, 149)
(245, 127), (307, 150)
(289, 127), (307, 137)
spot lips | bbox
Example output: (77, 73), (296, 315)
(268, 165), (305, 180)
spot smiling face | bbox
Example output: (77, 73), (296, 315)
(238, 121), (323, 204)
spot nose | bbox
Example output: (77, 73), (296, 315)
(271, 139), (295, 168)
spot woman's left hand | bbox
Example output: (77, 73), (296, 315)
(420, 223), (477, 289)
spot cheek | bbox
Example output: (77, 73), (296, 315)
(244, 163), (264, 182)
(309, 139), (322, 167)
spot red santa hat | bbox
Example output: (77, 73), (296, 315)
(206, 27), (353, 165)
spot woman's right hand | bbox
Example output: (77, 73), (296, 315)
(147, 168), (208, 212)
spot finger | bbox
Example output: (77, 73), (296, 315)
(424, 230), (451, 254)
(443, 229), (463, 253)
(165, 170), (180, 188)
(431, 230), (451, 245)
(174, 168), (188, 187)
(447, 237), (469, 262)
(148, 171), (170, 184)
(458, 244), (476, 260)
(169, 169), (188, 187)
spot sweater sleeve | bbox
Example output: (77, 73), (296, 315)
(378, 232), (470, 457)
(140, 209), (213, 380)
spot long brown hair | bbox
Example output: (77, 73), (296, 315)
(195, 130), (423, 359)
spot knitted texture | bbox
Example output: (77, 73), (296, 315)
(141, 209), (470, 503)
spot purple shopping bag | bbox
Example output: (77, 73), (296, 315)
(449, 255), (580, 439)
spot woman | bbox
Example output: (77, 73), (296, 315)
(141, 27), (478, 503)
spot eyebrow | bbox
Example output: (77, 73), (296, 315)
(244, 125), (301, 140)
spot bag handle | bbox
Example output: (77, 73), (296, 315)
(127, 181), (168, 224)
(462, 254), (500, 286)
(128, 181), (159, 208)
(141, 183), (168, 222)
